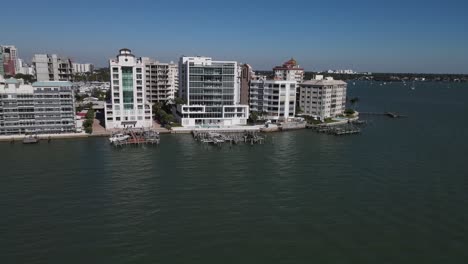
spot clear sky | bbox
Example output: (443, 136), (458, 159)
(2, 0), (468, 73)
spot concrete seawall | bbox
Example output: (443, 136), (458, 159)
(0, 133), (91, 142)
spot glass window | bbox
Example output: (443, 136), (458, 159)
(122, 67), (134, 110)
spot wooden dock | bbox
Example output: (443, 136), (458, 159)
(193, 131), (265, 145)
(309, 124), (361, 136)
(111, 129), (161, 147)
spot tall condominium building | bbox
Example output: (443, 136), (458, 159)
(142, 57), (178, 103)
(273, 58), (304, 83)
(177, 56), (249, 127)
(72, 63), (94, 74)
(0, 76), (76, 135)
(249, 79), (297, 121)
(298, 76), (347, 120)
(32, 54), (74, 81)
(1, 45), (18, 76)
(105, 49), (153, 129)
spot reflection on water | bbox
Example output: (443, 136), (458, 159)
(1, 82), (468, 263)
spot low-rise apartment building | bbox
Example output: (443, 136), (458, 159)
(0, 76), (76, 135)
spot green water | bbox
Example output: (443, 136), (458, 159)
(1, 82), (468, 263)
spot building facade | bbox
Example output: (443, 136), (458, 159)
(32, 54), (74, 81)
(1, 45), (18, 76)
(177, 56), (249, 127)
(142, 58), (178, 103)
(298, 77), (347, 120)
(17, 59), (35, 76)
(105, 49), (153, 129)
(0, 49), (4, 77)
(0, 77), (76, 135)
(250, 79), (297, 121)
(240, 64), (254, 105)
(273, 58), (304, 82)
(72, 63), (94, 74)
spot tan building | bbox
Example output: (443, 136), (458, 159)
(298, 76), (347, 120)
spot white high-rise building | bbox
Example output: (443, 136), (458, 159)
(17, 59), (35, 76)
(298, 77), (347, 120)
(141, 58), (178, 103)
(32, 54), (73, 81)
(177, 56), (249, 127)
(249, 79), (297, 121)
(72, 63), (94, 74)
(105, 49), (153, 129)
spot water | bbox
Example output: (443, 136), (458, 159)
(1, 82), (468, 263)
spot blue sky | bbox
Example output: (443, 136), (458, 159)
(2, 0), (468, 73)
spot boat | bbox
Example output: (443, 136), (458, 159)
(410, 81), (416, 90)
(23, 135), (39, 144)
(109, 133), (130, 143)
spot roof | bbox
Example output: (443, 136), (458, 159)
(300, 79), (347, 86)
(284, 58), (297, 66)
(273, 58), (304, 70)
(5, 77), (19, 84)
(32, 81), (73, 87)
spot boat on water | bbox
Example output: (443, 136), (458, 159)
(109, 133), (130, 143)
(23, 135), (39, 144)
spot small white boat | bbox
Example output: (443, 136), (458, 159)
(109, 133), (130, 143)
(23, 135), (39, 144)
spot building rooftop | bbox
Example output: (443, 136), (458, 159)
(5, 77), (19, 84)
(32, 81), (73, 87)
(273, 58), (304, 71)
(300, 79), (347, 86)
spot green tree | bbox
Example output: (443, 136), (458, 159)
(174, 97), (186, 105)
(13, 73), (35, 84)
(249, 112), (259, 123)
(296, 107), (303, 115)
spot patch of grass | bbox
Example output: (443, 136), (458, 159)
(324, 118), (337, 123)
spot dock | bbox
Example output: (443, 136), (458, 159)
(111, 129), (161, 147)
(192, 131), (265, 145)
(309, 124), (361, 136)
